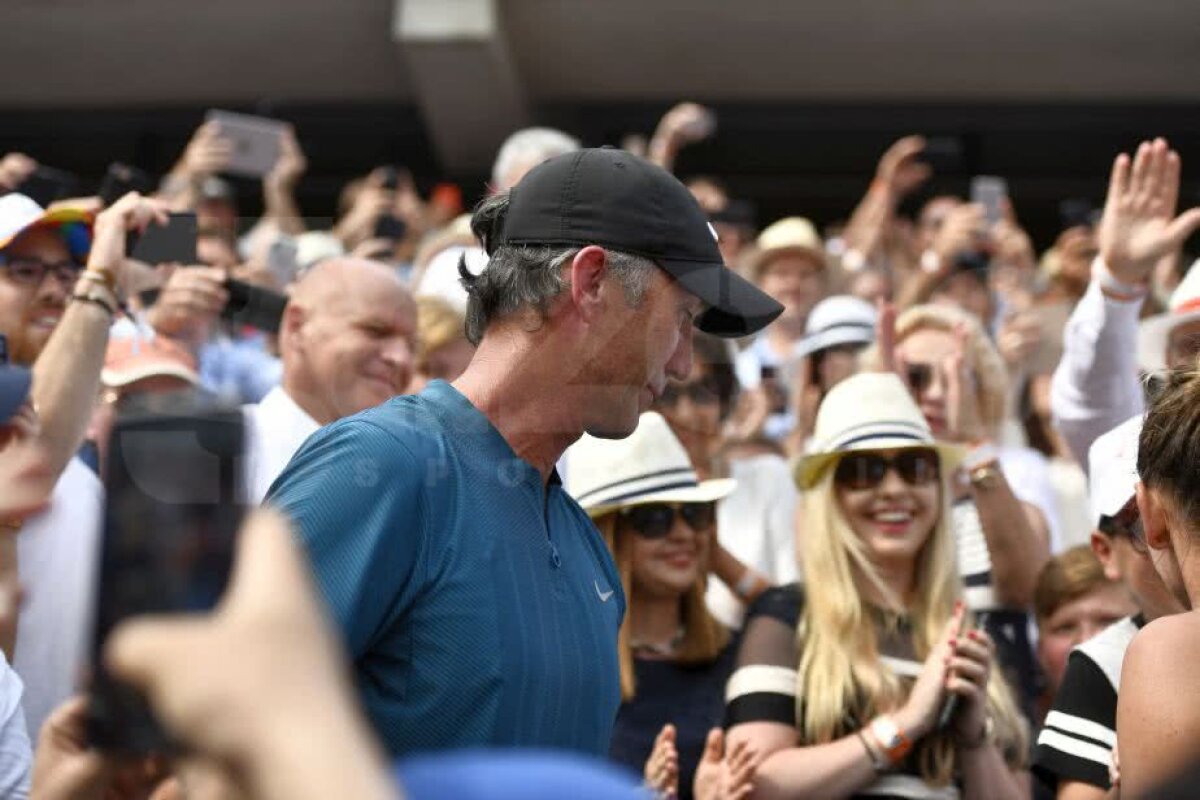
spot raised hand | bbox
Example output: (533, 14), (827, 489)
(1099, 137), (1200, 285)
(178, 122), (234, 179)
(0, 152), (37, 192)
(876, 136), (931, 198)
(694, 729), (761, 800)
(644, 723), (680, 798)
(943, 323), (986, 443)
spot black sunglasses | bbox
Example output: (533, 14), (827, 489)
(617, 502), (717, 539)
(833, 449), (941, 491)
(1099, 495), (1148, 554)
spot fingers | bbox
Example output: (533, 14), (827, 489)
(1106, 152), (1131, 205)
(700, 727), (724, 764)
(875, 299), (898, 374)
(1166, 207), (1200, 249)
(1130, 140), (1153, 198)
(1142, 139), (1169, 208)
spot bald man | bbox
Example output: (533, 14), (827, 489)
(243, 258), (417, 502)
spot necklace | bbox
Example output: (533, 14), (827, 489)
(630, 627), (685, 657)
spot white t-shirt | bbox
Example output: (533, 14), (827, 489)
(705, 454), (799, 629)
(242, 386), (321, 504)
(14, 457), (103, 740)
(0, 653), (31, 798)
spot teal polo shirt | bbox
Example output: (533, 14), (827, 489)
(265, 381), (625, 757)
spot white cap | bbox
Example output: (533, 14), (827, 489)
(1087, 414), (1142, 527)
(794, 295), (877, 360)
(1138, 259), (1200, 372)
(415, 245), (487, 316)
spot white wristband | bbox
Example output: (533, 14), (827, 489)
(962, 441), (1000, 471)
(920, 249), (942, 275)
(1094, 256), (1147, 301)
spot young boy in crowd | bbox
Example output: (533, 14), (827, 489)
(1032, 416), (1184, 799)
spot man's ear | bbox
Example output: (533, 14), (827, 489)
(279, 303), (307, 353)
(1091, 530), (1120, 580)
(1137, 481), (1174, 552)
(568, 246), (609, 324)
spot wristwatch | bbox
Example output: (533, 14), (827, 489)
(869, 715), (913, 766)
(968, 462), (1001, 490)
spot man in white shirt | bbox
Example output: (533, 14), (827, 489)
(1051, 137), (1200, 467)
(243, 257), (417, 502)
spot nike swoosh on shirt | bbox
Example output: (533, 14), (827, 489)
(594, 580), (614, 602)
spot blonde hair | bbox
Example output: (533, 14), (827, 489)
(862, 304), (1009, 437)
(594, 513), (730, 701)
(798, 467), (1028, 784)
(415, 296), (466, 364)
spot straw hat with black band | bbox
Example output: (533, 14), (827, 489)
(795, 372), (963, 489)
(567, 411), (735, 517)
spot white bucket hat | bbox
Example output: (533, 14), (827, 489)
(566, 411), (736, 516)
(1087, 414), (1142, 528)
(1138, 259), (1200, 372)
(795, 372), (963, 489)
(794, 295), (877, 360)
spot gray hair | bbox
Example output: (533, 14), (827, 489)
(458, 192), (656, 345)
(490, 127), (581, 190)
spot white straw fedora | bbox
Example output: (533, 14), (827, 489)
(566, 411), (736, 516)
(794, 372), (963, 489)
(1138, 259), (1200, 372)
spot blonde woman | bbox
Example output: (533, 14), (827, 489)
(726, 372), (1029, 800)
(876, 304), (1054, 719)
(568, 412), (757, 800)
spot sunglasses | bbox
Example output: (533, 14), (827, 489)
(0, 254), (83, 287)
(1099, 495), (1148, 554)
(659, 379), (720, 407)
(617, 502), (717, 539)
(833, 449), (941, 491)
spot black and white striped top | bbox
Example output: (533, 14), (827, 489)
(1033, 615), (1143, 790)
(724, 585), (959, 800)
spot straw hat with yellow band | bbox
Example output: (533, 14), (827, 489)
(745, 216), (825, 283)
(566, 411), (735, 518)
(794, 371), (963, 489)
(0, 193), (94, 260)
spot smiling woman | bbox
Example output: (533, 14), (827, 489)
(567, 412), (742, 800)
(725, 372), (1030, 800)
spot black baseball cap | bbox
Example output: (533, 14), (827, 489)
(0, 334), (31, 424)
(495, 148), (783, 338)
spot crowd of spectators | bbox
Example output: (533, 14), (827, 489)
(1, 100), (1199, 800)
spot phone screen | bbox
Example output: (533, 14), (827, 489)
(87, 390), (245, 753)
(130, 212), (198, 266)
(204, 110), (287, 178)
(970, 176), (1008, 228)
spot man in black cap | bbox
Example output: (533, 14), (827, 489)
(266, 148), (781, 757)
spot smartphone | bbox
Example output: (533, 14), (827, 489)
(372, 214), (407, 242)
(265, 237), (300, 286)
(759, 365), (788, 414)
(204, 110), (287, 178)
(130, 212), (198, 266)
(88, 389), (245, 753)
(19, 166), (79, 207)
(98, 163), (152, 208)
(970, 176), (1008, 228)
(918, 137), (964, 173)
(222, 278), (287, 334)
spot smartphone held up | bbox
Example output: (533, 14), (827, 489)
(88, 389), (245, 754)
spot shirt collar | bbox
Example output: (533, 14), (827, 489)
(421, 380), (546, 488)
(261, 385), (321, 436)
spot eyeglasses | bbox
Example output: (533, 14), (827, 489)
(1099, 495), (1148, 554)
(659, 379), (720, 407)
(617, 502), (717, 539)
(833, 449), (941, 491)
(905, 361), (977, 395)
(0, 254), (83, 287)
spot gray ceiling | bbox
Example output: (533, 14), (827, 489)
(2, 0), (1198, 106)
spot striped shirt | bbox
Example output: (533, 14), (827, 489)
(1033, 615), (1142, 789)
(724, 585), (957, 800)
